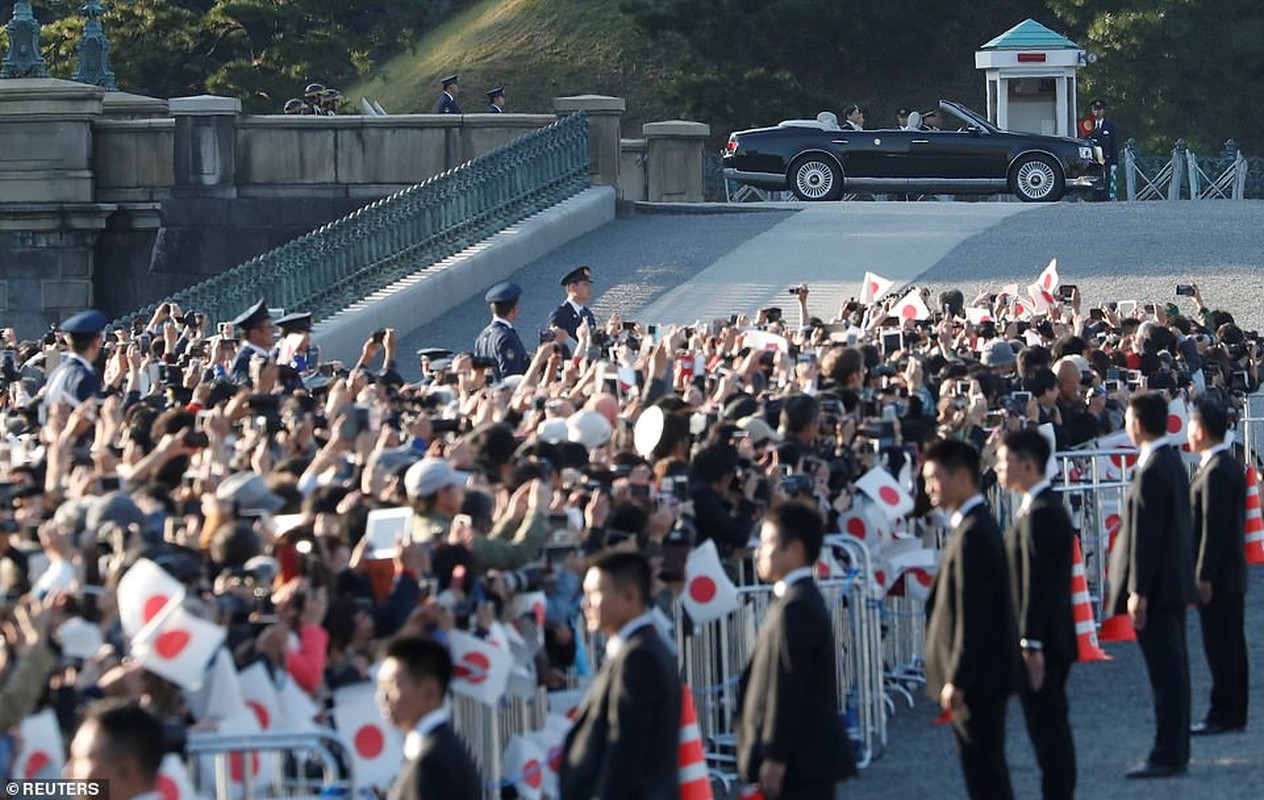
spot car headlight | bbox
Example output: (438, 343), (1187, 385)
(1078, 146), (1094, 161)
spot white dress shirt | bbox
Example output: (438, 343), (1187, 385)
(1136, 439), (1170, 471)
(604, 611), (655, 660)
(773, 565), (814, 598)
(1199, 441), (1230, 468)
(403, 706), (450, 761)
(1019, 478), (1053, 515)
(949, 493), (987, 529)
(492, 314), (516, 330)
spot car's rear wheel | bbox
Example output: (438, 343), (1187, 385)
(788, 154), (843, 201)
(1010, 154), (1064, 202)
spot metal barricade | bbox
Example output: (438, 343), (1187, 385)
(185, 730), (350, 800)
(450, 687), (551, 799)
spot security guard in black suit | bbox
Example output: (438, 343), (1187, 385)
(473, 282), (528, 382)
(229, 299), (276, 385)
(41, 309), (106, 416)
(1088, 99), (1119, 201)
(434, 74), (462, 114)
(486, 86), (505, 113)
(548, 266), (598, 348)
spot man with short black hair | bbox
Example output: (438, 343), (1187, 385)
(65, 701), (166, 799)
(378, 636), (481, 800)
(736, 503), (853, 799)
(561, 551), (681, 800)
(1108, 391), (1195, 778)
(1187, 397), (1249, 734)
(922, 439), (1018, 799)
(997, 429), (1077, 799)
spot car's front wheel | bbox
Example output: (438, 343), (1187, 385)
(1010, 154), (1065, 202)
(788, 154), (843, 201)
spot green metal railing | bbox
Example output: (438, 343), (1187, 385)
(111, 112), (590, 330)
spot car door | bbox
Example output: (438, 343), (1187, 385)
(905, 129), (1009, 181)
(836, 129), (916, 182)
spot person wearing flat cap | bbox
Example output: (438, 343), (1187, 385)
(474, 282), (528, 381)
(547, 266), (597, 353)
(275, 311), (315, 373)
(434, 74), (461, 114)
(1088, 99), (1118, 201)
(41, 309), (106, 415)
(229, 299), (276, 385)
(486, 86), (505, 113)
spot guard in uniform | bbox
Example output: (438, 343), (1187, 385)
(434, 74), (462, 114)
(473, 282), (528, 382)
(41, 309), (106, 415)
(486, 86), (505, 113)
(275, 311), (315, 372)
(229, 299), (276, 385)
(1088, 99), (1119, 201)
(547, 266), (597, 347)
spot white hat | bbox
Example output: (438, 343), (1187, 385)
(538, 417), (570, 443)
(737, 415), (781, 446)
(404, 457), (468, 498)
(567, 409), (612, 451)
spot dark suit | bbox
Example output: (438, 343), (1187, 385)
(737, 576), (853, 799)
(548, 301), (597, 342)
(488, 104), (503, 113)
(434, 92), (461, 114)
(1191, 447), (1249, 729)
(560, 624), (681, 800)
(230, 342), (271, 385)
(1107, 442), (1195, 768)
(473, 319), (527, 382)
(925, 501), (1018, 800)
(1089, 118), (1119, 200)
(1007, 487), (1077, 799)
(387, 722), (481, 800)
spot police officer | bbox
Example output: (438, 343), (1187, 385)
(474, 282), (528, 382)
(42, 309), (105, 414)
(486, 86), (505, 113)
(435, 74), (462, 114)
(229, 299), (275, 385)
(274, 311), (315, 372)
(547, 266), (598, 351)
(1088, 99), (1119, 201)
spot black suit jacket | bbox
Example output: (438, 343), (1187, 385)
(387, 722), (481, 800)
(1191, 449), (1248, 594)
(1007, 487), (1077, 666)
(925, 503), (1019, 700)
(1108, 443), (1195, 614)
(736, 577), (852, 786)
(560, 625), (681, 800)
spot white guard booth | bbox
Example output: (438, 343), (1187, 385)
(975, 19), (1087, 138)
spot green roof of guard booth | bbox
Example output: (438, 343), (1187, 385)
(980, 19), (1079, 50)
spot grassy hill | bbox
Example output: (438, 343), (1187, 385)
(347, 0), (687, 130)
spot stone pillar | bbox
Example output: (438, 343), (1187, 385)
(170, 94), (240, 198)
(619, 138), (647, 202)
(0, 78), (115, 334)
(642, 120), (710, 202)
(553, 95), (625, 189)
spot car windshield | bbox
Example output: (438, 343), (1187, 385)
(940, 101), (998, 133)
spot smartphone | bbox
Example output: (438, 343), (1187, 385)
(1105, 379), (1121, 392)
(98, 475), (121, 492)
(1143, 303), (1157, 315)
(1059, 284), (1077, 301)
(985, 410), (1006, 428)
(622, 321), (638, 332)
(955, 380), (972, 397)
(1118, 301), (1137, 316)
(1089, 308), (1104, 322)
(881, 329), (901, 356)
(1176, 284), (1196, 297)
(647, 324), (659, 345)
(1012, 390), (1032, 405)
(538, 329), (556, 345)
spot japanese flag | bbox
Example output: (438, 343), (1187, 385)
(156, 753), (202, 800)
(1027, 283), (1056, 316)
(743, 330), (789, 354)
(1094, 430), (1139, 481)
(131, 594), (225, 692)
(816, 545), (845, 579)
(118, 558), (187, 639)
(855, 466), (914, 522)
(1167, 397), (1189, 447)
(547, 689), (586, 721)
(1001, 283), (1021, 298)
(513, 591), (549, 628)
(195, 649), (244, 722)
(891, 289), (931, 321)
(197, 711), (268, 794)
(505, 735), (547, 800)
(238, 662), (282, 733)
(333, 683), (404, 790)
(860, 271), (895, 305)
(1012, 296), (1032, 320)
(838, 502), (886, 543)
(529, 714), (573, 799)
(1037, 258), (1060, 292)
(12, 709), (63, 779)
(617, 365), (637, 394)
(681, 539), (740, 624)
(965, 307), (993, 326)
(277, 673), (321, 734)
(449, 629), (513, 705)
(903, 567), (936, 602)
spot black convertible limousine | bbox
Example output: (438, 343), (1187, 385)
(722, 100), (1105, 202)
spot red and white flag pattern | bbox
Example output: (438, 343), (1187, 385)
(528, 714), (572, 798)
(12, 709), (63, 780)
(1037, 258), (1061, 292)
(1027, 284), (1057, 316)
(238, 662), (282, 734)
(449, 629), (513, 705)
(504, 735), (547, 800)
(156, 752), (202, 800)
(965, 307), (993, 325)
(891, 289), (931, 321)
(681, 539), (740, 624)
(118, 557), (187, 639)
(855, 466), (914, 522)
(131, 595), (225, 692)
(1166, 397), (1189, 447)
(860, 271), (895, 305)
(333, 683), (403, 790)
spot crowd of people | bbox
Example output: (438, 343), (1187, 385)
(0, 260), (1256, 798)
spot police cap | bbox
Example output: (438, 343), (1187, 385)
(559, 266), (593, 287)
(276, 312), (312, 334)
(61, 309), (107, 336)
(231, 299), (273, 330)
(416, 347), (454, 361)
(441, 74), (459, 88)
(486, 86), (505, 101)
(484, 282), (522, 304)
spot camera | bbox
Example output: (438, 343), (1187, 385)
(538, 329), (556, 345)
(470, 355), (497, 370)
(778, 472), (814, 497)
(1176, 284), (1196, 297)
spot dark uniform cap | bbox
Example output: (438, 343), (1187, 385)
(232, 299), (273, 330)
(441, 74), (459, 87)
(417, 347), (454, 361)
(61, 309), (107, 335)
(484, 282), (522, 304)
(486, 86), (505, 100)
(276, 312), (312, 333)
(1090, 98), (1107, 110)
(560, 266), (593, 286)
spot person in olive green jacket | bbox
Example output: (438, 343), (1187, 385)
(0, 596), (61, 732)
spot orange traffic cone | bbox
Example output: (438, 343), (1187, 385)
(1099, 613), (1136, 643)
(1071, 538), (1111, 661)
(679, 686), (712, 800)
(1245, 466), (1264, 565)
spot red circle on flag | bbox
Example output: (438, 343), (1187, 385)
(869, 281), (879, 296)
(911, 568), (933, 587)
(355, 724), (385, 759)
(689, 576), (717, 604)
(230, 752), (260, 782)
(816, 561), (830, 578)
(875, 570), (886, 586)
(1167, 414), (1182, 434)
(247, 700), (270, 731)
(156, 774), (179, 800)
(1109, 447), (1138, 469)
(154, 629), (190, 659)
(524, 758), (543, 789)
(900, 305), (917, 319)
(1043, 275), (1053, 290)
(454, 651), (492, 684)
(24, 751), (50, 779)
(878, 486), (900, 505)
(846, 516), (867, 538)
(143, 594), (169, 624)
(548, 745), (563, 772)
